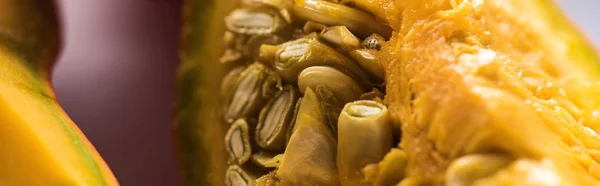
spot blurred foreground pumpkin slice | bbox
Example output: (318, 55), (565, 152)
(0, 0), (117, 185)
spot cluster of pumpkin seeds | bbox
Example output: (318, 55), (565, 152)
(218, 1), (520, 185)
(219, 0), (405, 185)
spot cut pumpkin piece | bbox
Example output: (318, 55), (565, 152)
(177, 0), (600, 185)
(381, 0), (600, 185)
(0, 0), (117, 185)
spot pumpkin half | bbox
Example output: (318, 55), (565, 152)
(175, 0), (600, 185)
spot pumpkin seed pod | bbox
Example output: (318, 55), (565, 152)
(319, 26), (361, 51)
(220, 66), (246, 101)
(225, 119), (253, 165)
(271, 0), (391, 38)
(361, 148), (408, 186)
(258, 33), (316, 66)
(446, 154), (514, 186)
(285, 97), (302, 143)
(251, 152), (284, 169)
(256, 86), (300, 151)
(256, 172), (281, 186)
(225, 165), (257, 186)
(277, 88), (339, 186)
(337, 100), (393, 186)
(302, 21), (326, 34)
(226, 63), (269, 123)
(269, 35), (372, 87)
(361, 33), (385, 50)
(349, 49), (385, 83)
(225, 8), (284, 35)
(298, 66), (364, 104)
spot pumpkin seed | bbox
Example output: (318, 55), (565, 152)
(226, 63), (269, 123)
(349, 48), (385, 83)
(337, 100), (393, 186)
(220, 66), (246, 101)
(225, 119), (253, 165)
(266, 35), (372, 87)
(255, 85), (299, 151)
(319, 26), (361, 51)
(298, 66), (364, 104)
(226, 165), (258, 186)
(285, 97), (302, 144)
(266, 0), (391, 38)
(225, 8), (284, 35)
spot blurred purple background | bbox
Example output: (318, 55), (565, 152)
(53, 0), (181, 185)
(49, 0), (598, 186)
